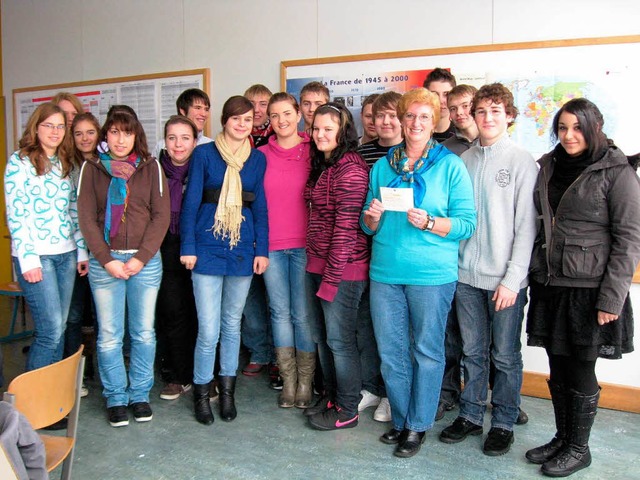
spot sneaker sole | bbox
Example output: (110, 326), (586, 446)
(308, 418), (359, 431)
(134, 415), (153, 423)
(439, 428), (483, 444)
(160, 393), (181, 400)
(373, 413), (392, 422)
(109, 419), (129, 427)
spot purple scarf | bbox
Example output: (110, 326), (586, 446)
(160, 150), (190, 234)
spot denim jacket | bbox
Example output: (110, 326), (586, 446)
(529, 145), (640, 315)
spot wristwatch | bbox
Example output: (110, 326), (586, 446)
(421, 214), (435, 231)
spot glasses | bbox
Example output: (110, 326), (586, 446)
(39, 123), (66, 131)
(403, 113), (432, 123)
(108, 129), (133, 138)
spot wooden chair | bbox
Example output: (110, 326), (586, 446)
(3, 346), (85, 480)
(0, 281), (32, 343)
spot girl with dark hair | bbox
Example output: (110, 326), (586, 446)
(258, 93), (315, 409)
(78, 110), (170, 428)
(4, 102), (88, 372)
(156, 116), (199, 401)
(303, 102), (370, 431)
(180, 96), (268, 425)
(525, 98), (640, 477)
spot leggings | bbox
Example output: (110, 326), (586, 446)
(547, 353), (598, 395)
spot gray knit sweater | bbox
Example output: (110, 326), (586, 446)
(458, 134), (538, 292)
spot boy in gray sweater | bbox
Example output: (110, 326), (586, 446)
(439, 83), (538, 456)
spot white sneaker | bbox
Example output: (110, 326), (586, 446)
(80, 384), (89, 398)
(358, 389), (381, 411)
(373, 397), (391, 422)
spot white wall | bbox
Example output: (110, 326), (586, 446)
(3, 0), (640, 386)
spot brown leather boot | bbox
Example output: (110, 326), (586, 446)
(295, 350), (316, 409)
(276, 347), (297, 408)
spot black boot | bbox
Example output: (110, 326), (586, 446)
(219, 376), (237, 422)
(193, 383), (214, 425)
(526, 380), (568, 464)
(541, 388), (599, 478)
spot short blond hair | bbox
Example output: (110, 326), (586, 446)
(397, 88), (440, 126)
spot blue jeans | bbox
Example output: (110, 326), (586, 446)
(89, 251), (161, 408)
(241, 274), (273, 364)
(308, 273), (365, 417)
(455, 283), (527, 430)
(263, 249), (315, 353)
(440, 300), (463, 406)
(192, 273), (253, 384)
(370, 280), (456, 432)
(14, 252), (77, 371)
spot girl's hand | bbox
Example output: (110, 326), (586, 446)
(123, 257), (144, 276)
(22, 267), (43, 283)
(254, 256), (269, 275)
(180, 255), (197, 270)
(104, 260), (130, 279)
(597, 310), (619, 325)
(77, 261), (89, 276)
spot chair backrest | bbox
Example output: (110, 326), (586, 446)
(5, 346), (84, 430)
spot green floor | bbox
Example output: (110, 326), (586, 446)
(1, 297), (639, 479)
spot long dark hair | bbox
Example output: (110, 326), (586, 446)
(101, 111), (150, 160)
(551, 98), (607, 159)
(309, 102), (358, 184)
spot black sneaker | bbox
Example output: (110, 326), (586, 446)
(131, 402), (153, 422)
(439, 416), (483, 443)
(516, 408), (529, 425)
(268, 363), (283, 390)
(308, 405), (358, 431)
(107, 405), (129, 427)
(303, 395), (332, 417)
(483, 427), (514, 456)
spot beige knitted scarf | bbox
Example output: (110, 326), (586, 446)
(211, 132), (251, 248)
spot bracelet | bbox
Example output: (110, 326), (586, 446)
(421, 214), (435, 231)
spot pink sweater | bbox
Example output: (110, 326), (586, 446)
(259, 133), (312, 252)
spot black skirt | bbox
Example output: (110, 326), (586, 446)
(526, 281), (634, 360)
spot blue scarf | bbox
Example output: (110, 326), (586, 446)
(386, 139), (441, 206)
(99, 151), (140, 243)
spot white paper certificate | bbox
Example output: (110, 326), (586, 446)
(380, 187), (414, 212)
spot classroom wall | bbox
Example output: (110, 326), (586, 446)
(2, 0), (640, 387)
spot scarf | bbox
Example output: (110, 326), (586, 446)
(548, 143), (606, 213)
(386, 139), (439, 206)
(160, 150), (190, 235)
(99, 151), (140, 243)
(211, 132), (251, 248)
(250, 121), (274, 148)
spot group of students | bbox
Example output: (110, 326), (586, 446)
(4, 68), (639, 477)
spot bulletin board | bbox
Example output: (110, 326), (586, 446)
(282, 35), (640, 160)
(12, 68), (210, 149)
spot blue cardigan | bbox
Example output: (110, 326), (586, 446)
(360, 143), (476, 286)
(180, 142), (268, 276)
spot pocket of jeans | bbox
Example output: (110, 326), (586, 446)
(561, 237), (607, 279)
